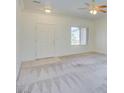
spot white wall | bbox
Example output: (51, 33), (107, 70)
(94, 16), (107, 54)
(20, 11), (95, 62)
(18, 10), (107, 64)
(16, 0), (23, 79)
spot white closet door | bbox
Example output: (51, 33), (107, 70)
(36, 24), (56, 59)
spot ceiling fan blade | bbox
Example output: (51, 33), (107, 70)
(97, 5), (107, 8)
(98, 9), (107, 13)
(96, 1), (107, 5)
(85, 2), (90, 6)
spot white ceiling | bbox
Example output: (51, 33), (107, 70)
(22, 0), (107, 19)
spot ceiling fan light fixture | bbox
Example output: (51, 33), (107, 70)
(45, 9), (51, 13)
(90, 9), (97, 15)
(90, 10), (93, 14)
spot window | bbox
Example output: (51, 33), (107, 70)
(80, 28), (87, 45)
(71, 27), (87, 45)
(71, 27), (80, 45)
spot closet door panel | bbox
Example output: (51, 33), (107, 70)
(36, 24), (55, 58)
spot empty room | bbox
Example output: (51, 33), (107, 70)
(16, 0), (107, 93)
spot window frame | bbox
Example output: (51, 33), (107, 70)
(70, 26), (88, 46)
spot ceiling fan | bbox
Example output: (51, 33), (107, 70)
(78, 0), (107, 15)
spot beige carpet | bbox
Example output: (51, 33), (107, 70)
(17, 52), (107, 93)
